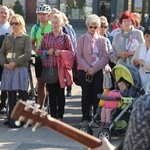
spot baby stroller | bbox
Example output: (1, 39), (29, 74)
(80, 64), (141, 140)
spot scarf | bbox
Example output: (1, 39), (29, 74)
(86, 32), (100, 66)
(86, 32), (99, 51)
(121, 27), (134, 51)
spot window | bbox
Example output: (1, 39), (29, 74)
(60, 0), (93, 20)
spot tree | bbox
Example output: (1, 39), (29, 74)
(13, 0), (24, 17)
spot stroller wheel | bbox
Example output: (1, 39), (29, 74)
(98, 129), (111, 140)
(80, 126), (93, 135)
(80, 126), (88, 133)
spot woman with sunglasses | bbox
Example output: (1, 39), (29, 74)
(99, 16), (110, 38)
(76, 14), (109, 126)
(99, 16), (115, 90)
(0, 14), (31, 128)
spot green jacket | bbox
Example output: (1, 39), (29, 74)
(0, 34), (31, 67)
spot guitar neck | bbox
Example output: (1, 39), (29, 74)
(11, 100), (102, 149)
(44, 116), (101, 149)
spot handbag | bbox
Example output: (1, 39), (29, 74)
(72, 58), (80, 86)
(41, 65), (58, 84)
(73, 35), (86, 86)
(103, 72), (112, 89)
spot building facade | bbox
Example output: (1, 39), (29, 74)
(2, 0), (150, 27)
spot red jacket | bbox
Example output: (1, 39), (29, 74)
(57, 50), (75, 88)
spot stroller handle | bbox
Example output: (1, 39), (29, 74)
(97, 93), (121, 101)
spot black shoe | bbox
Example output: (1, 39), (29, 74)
(3, 120), (9, 125)
(9, 122), (23, 128)
(9, 124), (22, 128)
(66, 91), (71, 98)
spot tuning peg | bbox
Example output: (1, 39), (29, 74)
(24, 105), (30, 111)
(34, 103), (40, 109)
(40, 111), (47, 118)
(32, 122), (41, 132)
(15, 116), (25, 126)
(24, 119), (33, 128)
(26, 100), (35, 105)
(32, 103), (40, 114)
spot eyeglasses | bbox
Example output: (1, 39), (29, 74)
(101, 26), (108, 29)
(10, 22), (20, 26)
(89, 26), (98, 29)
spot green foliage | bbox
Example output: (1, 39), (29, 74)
(13, 0), (24, 16)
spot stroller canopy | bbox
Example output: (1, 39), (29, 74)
(112, 64), (141, 90)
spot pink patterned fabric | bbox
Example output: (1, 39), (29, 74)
(105, 90), (121, 109)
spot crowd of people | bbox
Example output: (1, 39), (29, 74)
(0, 3), (150, 150)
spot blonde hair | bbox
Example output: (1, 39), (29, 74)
(11, 14), (26, 34)
(49, 8), (69, 25)
(61, 12), (69, 24)
(8, 8), (15, 22)
(86, 14), (101, 27)
(133, 13), (142, 22)
(51, 13), (64, 25)
(100, 16), (109, 26)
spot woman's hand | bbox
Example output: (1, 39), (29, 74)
(104, 64), (112, 73)
(137, 59), (145, 66)
(126, 51), (134, 56)
(4, 62), (16, 70)
(133, 59), (145, 67)
(8, 62), (16, 70)
(92, 138), (116, 150)
(55, 49), (60, 57)
(87, 68), (95, 76)
(117, 51), (128, 58)
(133, 59), (140, 66)
(47, 48), (54, 55)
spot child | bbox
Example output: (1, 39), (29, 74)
(101, 79), (130, 128)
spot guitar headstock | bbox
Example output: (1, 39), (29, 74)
(11, 101), (102, 149)
(11, 100), (48, 131)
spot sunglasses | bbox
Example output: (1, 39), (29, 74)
(101, 26), (108, 29)
(10, 22), (20, 26)
(89, 26), (98, 29)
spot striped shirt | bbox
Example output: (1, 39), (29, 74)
(38, 31), (73, 67)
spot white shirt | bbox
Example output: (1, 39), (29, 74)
(0, 21), (11, 35)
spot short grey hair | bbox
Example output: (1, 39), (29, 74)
(86, 14), (101, 27)
(0, 6), (9, 15)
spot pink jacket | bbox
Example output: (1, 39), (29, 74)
(57, 50), (75, 88)
(105, 90), (121, 109)
(77, 32), (109, 73)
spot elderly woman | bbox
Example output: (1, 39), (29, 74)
(37, 13), (74, 121)
(110, 10), (144, 65)
(0, 14), (31, 128)
(131, 28), (150, 87)
(77, 14), (109, 124)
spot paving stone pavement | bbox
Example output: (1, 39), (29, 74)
(0, 84), (122, 150)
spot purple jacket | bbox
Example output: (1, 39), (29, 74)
(76, 32), (109, 73)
